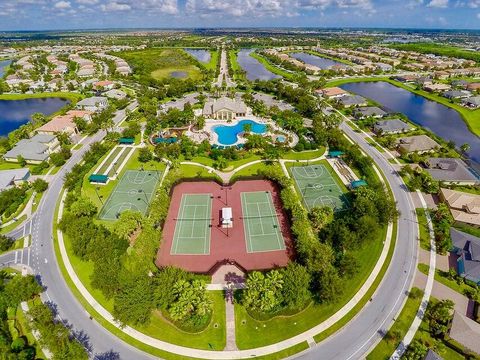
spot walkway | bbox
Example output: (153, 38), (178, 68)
(224, 298), (238, 351)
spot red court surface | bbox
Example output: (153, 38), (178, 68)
(156, 180), (294, 273)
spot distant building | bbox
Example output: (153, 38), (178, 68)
(440, 188), (480, 227)
(202, 96), (247, 120)
(316, 87), (348, 98)
(373, 119), (413, 134)
(76, 96), (108, 113)
(424, 158), (479, 185)
(397, 135), (440, 154)
(0, 169), (30, 192)
(337, 95), (368, 108)
(3, 134), (60, 164)
(353, 106), (387, 119)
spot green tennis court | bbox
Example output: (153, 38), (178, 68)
(291, 164), (348, 211)
(99, 170), (161, 220)
(241, 191), (285, 253)
(171, 194), (212, 255)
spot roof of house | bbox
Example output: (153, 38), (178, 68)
(425, 158), (479, 183)
(443, 90), (470, 99)
(451, 228), (480, 282)
(424, 349), (443, 360)
(104, 89), (127, 99)
(4, 134), (56, 162)
(463, 96), (480, 106)
(397, 134), (440, 153)
(466, 83), (480, 90)
(0, 168), (30, 191)
(338, 94), (367, 106)
(203, 97), (247, 115)
(66, 110), (92, 118)
(318, 87), (348, 97)
(449, 311), (480, 355)
(441, 188), (480, 226)
(76, 96), (108, 107)
(353, 106), (387, 117)
(374, 119), (412, 133)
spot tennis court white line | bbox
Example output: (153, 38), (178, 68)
(256, 203), (266, 235)
(265, 191), (284, 250)
(241, 192), (252, 253)
(172, 194), (187, 254)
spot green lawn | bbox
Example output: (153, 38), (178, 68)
(417, 263), (475, 297)
(416, 208), (431, 251)
(235, 224), (386, 349)
(0, 91), (84, 103)
(205, 50), (219, 71)
(178, 163), (221, 181)
(231, 162), (269, 180)
(453, 222), (480, 238)
(366, 288), (424, 360)
(117, 48), (203, 81)
(282, 147), (326, 160)
(0, 215), (27, 235)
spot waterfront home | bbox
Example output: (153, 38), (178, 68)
(440, 188), (480, 227)
(393, 74), (418, 83)
(353, 106), (387, 119)
(443, 90), (471, 100)
(424, 158), (479, 185)
(462, 96), (480, 109)
(397, 134), (440, 154)
(0, 169), (30, 192)
(337, 95), (368, 108)
(373, 119), (413, 135)
(466, 83), (480, 92)
(450, 228), (480, 284)
(4, 134), (60, 164)
(36, 113), (82, 139)
(423, 82), (451, 92)
(316, 87), (348, 98)
(76, 96), (108, 113)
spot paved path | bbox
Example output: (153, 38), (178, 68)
(224, 298), (238, 351)
(214, 47), (235, 88)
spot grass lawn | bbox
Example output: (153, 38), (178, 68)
(117, 48), (203, 81)
(178, 163), (221, 181)
(249, 52), (296, 80)
(0, 91), (84, 103)
(366, 288), (424, 360)
(205, 49), (219, 71)
(416, 208), (431, 251)
(231, 162), (269, 180)
(0, 215), (27, 235)
(282, 147), (326, 160)
(326, 76), (480, 137)
(418, 263), (475, 297)
(235, 224), (386, 349)
(453, 222), (480, 238)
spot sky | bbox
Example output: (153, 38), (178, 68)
(0, 0), (479, 31)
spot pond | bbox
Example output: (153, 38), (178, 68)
(170, 71), (187, 79)
(0, 59), (12, 78)
(237, 49), (281, 81)
(290, 52), (343, 69)
(339, 81), (480, 163)
(213, 119), (267, 146)
(185, 49), (211, 63)
(0, 97), (69, 137)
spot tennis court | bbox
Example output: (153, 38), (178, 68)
(170, 194), (212, 255)
(241, 191), (285, 253)
(291, 164), (348, 211)
(99, 170), (161, 220)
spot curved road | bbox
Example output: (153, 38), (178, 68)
(4, 111), (418, 359)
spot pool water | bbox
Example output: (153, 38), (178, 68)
(276, 135), (286, 143)
(213, 120), (267, 145)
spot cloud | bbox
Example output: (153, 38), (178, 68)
(477, 12), (480, 18)
(76, 0), (99, 4)
(427, 0), (448, 7)
(54, 1), (71, 9)
(100, 2), (132, 11)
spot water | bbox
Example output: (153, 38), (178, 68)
(339, 81), (480, 163)
(213, 119), (267, 145)
(290, 52), (342, 69)
(170, 71), (187, 79)
(237, 49), (281, 81)
(0, 97), (69, 137)
(185, 49), (211, 63)
(0, 59), (12, 78)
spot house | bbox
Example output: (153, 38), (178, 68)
(449, 311), (480, 355)
(424, 158), (479, 185)
(0, 169), (31, 192)
(443, 90), (471, 100)
(397, 135), (440, 154)
(65, 110), (92, 123)
(373, 119), (413, 134)
(36, 115), (78, 138)
(423, 83), (451, 92)
(3, 134), (60, 164)
(450, 228), (480, 284)
(440, 188), (480, 227)
(337, 95), (368, 108)
(375, 62), (392, 72)
(104, 89), (127, 100)
(316, 87), (348, 98)
(76, 96), (108, 113)
(466, 83), (480, 92)
(393, 74), (418, 83)
(451, 80), (469, 88)
(462, 96), (480, 109)
(93, 80), (115, 91)
(202, 97), (248, 120)
(353, 106), (387, 119)
(424, 349), (443, 360)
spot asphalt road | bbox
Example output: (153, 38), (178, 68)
(2, 103), (418, 360)
(294, 122), (418, 359)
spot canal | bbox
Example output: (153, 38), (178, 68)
(290, 52), (343, 69)
(237, 49), (281, 81)
(184, 49), (211, 63)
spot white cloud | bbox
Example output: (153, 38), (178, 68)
(54, 1), (71, 9)
(100, 2), (132, 11)
(477, 12), (480, 18)
(76, 0), (99, 4)
(427, 0), (448, 7)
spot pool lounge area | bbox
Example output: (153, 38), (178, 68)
(212, 119), (267, 146)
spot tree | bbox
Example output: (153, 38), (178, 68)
(114, 210), (143, 240)
(138, 147), (153, 163)
(308, 206), (334, 232)
(243, 270), (284, 313)
(168, 279), (212, 322)
(0, 235), (14, 252)
(3, 275), (42, 307)
(70, 198), (97, 217)
(31, 178), (48, 193)
(281, 263), (311, 309)
(460, 143), (471, 155)
(403, 339), (427, 360)
(316, 265), (343, 303)
(17, 155), (27, 167)
(154, 267), (188, 310)
(427, 299), (454, 336)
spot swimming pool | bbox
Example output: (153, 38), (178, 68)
(213, 120), (267, 145)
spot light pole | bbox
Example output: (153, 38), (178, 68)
(95, 186), (104, 205)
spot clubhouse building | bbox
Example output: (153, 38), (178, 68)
(203, 96), (248, 121)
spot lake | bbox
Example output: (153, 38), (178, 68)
(185, 49), (211, 63)
(0, 97), (70, 137)
(290, 52), (342, 69)
(339, 81), (480, 163)
(0, 59), (12, 78)
(237, 49), (281, 81)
